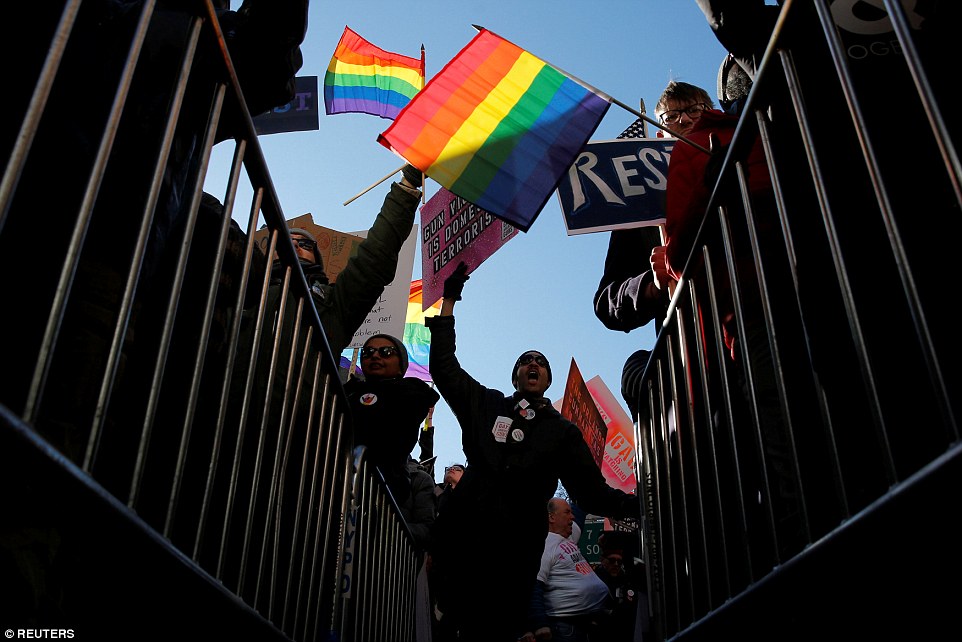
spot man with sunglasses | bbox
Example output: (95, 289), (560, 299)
(424, 262), (639, 642)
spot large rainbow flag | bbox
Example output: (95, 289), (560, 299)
(378, 28), (611, 232)
(402, 280), (442, 382)
(324, 26), (425, 120)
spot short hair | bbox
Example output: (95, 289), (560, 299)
(547, 497), (564, 514)
(655, 81), (714, 116)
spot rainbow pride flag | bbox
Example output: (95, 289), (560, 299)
(378, 28), (611, 232)
(403, 280), (442, 382)
(324, 26), (425, 120)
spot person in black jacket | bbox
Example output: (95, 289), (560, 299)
(345, 333), (440, 506)
(425, 262), (640, 642)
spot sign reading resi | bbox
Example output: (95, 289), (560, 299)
(556, 138), (674, 235)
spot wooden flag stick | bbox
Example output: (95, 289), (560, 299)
(420, 43), (427, 205)
(471, 24), (711, 155)
(343, 163), (407, 206)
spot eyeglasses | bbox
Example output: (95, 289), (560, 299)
(518, 354), (548, 368)
(444, 465), (464, 472)
(658, 103), (710, 125)
(292, 237), (316, 251)
(360, 345), (398, 360)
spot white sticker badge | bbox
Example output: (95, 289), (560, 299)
(492, 416), (513, 443)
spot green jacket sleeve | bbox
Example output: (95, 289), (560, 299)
(317, 182), (419, 354)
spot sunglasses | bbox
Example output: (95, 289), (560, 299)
(444, 465), (464, 472)
(292, 237), (316, 250)
(360, 345), (398, 360)
(518, 353), (548, 368)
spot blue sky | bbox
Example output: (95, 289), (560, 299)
(207, 1), (729, 481)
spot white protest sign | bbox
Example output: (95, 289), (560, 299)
(345, 224), (418, 349)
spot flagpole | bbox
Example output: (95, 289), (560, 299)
(420, 43), (427, 204)
(471, 24), (710, 155)
(343, 163), (407, 206)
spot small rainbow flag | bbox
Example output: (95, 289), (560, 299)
(324, 26), (425, 120)
(403, 280), (442, 382)
(378, 28), (610, 232)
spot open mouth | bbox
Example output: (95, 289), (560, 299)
(526, 368), (539, 382)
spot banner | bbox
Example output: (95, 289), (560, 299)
(323, 26), (424, 120)
(379, 28), (610, 232)
(420, 188), (519, 311)
(560, 359), (608, 469)
(586, 375), (637, 494)
(252, 76), (320, 136)
(556, 138), (674, 235)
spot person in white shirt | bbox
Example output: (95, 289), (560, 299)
(522, 498), (613, 642)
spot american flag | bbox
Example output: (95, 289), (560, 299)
(617, 118), (647, 139)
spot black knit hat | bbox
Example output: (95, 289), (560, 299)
(511, 350), (552, 388)
(363, 334), (409, 376)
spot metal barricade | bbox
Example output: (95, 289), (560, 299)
(632, 1), (960, 639)
(0, 2), (422, 640)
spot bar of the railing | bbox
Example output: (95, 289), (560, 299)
(344, 447), (423, 642)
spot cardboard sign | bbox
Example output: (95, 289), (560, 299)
(556, 138), (674, 235)
(560, 359), (608, 469)
(420, 188), (519, 311)
(253, 213), (363, 283)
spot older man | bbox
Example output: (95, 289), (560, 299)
(522, 498), (613, 642)
(425, 262), (638, 642)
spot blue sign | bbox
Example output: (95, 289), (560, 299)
(556, 138), (674, 235)
(253, 76), (320, 136)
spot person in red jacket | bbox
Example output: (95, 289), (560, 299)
(660, 67), (805, 560)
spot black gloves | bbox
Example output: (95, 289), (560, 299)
(401, 164), (424, 189)
(443, 261), (470, 301)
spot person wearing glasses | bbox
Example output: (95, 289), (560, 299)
(594, 82), (717, 432)
(424, 262), (640, 642)
(435, 463), (464, 514)
(345, 334), (440, 518)
(592, 82), (713, 341)
(661, 68), (807, 559)
(266, 163), (424, 357)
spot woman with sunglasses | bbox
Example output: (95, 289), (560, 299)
(344, 334), (440, 547)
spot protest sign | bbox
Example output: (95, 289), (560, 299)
(420, 188), (519, 311)
(253, 213), (363, 282)
(556, 138), (674, 235)
(586, 375), (637, 494)
(560, 359), (608, 469)
(252, 76), (320, 136)
(345, 225), (418, 349)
